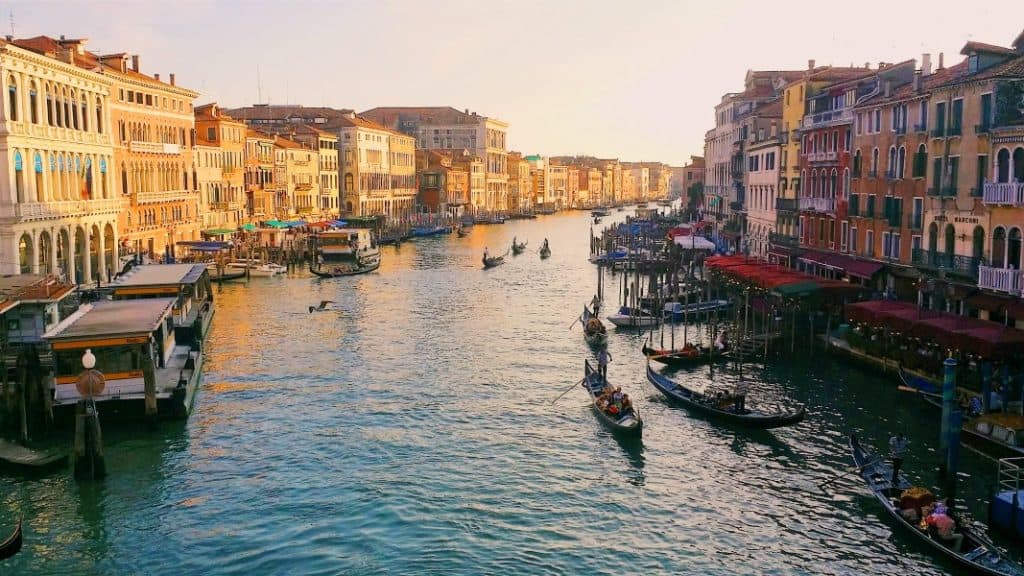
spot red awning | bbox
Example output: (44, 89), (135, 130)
(801, 250), (884, 279)
(965, 292), (1024, 318)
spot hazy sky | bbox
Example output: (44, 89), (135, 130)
(7, 1), (1023, 165)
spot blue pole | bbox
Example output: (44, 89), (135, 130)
(981, 361), (992, 413)
(941, 357), (957, 450)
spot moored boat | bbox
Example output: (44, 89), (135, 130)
(645, 362), (805, 429)
(606, 306), (660, 328)
(225, 259), (286, 277)
(311, 228), (381, 278)
(663, 299), (732, 321)
(410, 225), (452, 237)
(642, 341), (729, 367)
(849, 434), (1024, 576)
(0, 518), (22, 560)
(456, 227), (469, 237)
(309, 258), (380, 278)
(583, 360), (642, 437)
(581, 305), (608, 347)
(109, 263), (216, 347)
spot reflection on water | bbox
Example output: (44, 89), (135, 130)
(0, 210), (1013, 575)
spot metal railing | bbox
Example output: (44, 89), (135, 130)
(982, 181), (1024, 206)
(801, 108), (853, 128)
(798, 197), (835, 213)
(775, 198), (798, 212)
(912, 248), (983, 279)
(769, 231), (799, 248)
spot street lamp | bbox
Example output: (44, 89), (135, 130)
(77, 348), (105, 405)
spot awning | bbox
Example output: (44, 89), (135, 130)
(673, 235), (716, 250)
(240, 223), (256, 231)
(845, 259), (884, 280)
(799, 250), (884, 279)
(176, 241), (230, 252)
(773, 280), (820, 296)
(966, 292), (1024, 318)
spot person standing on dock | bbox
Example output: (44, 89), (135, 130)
(889, 432), (910, 486)
(597, 349), (612, 381)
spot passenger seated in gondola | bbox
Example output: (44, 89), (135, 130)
(925, 505), (963, 552)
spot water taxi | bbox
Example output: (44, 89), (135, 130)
(108, 263), (215, 347)
(44, 298), (203, 419)
(310, 228), (381, 277)
(224, 259), (286, 277)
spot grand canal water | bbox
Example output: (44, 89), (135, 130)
(1, 209), (1017, 575)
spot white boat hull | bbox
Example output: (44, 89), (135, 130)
(606, 313), (660, 328)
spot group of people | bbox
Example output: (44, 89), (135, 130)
(585, 317), (606, 335)
(704, 383), (747, 412)
(897, 492), (964, 552)
(595, 385), (633, 419)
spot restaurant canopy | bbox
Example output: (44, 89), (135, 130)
(844, 300), (1024, 359)
(176, 241), (230, 252)
(673, 235), (716, 250)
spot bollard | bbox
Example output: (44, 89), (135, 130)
(940, 357), (956, 451)
(71, 400), (105, 481)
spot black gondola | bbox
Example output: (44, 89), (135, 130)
(645, 362), (805, 429)
(583, 360), (642, 437)
(0, 518), (22, 561)
(848, 434), (1024, 576)
(540, 245), (551, 259)
(309, 258), (381, 278)
(482, 251), (507, 268)
(456, 228), (469, 237)
(581, 305), (608, 347)
(511, 241), (528, 255)
(642, 342), (730, 367)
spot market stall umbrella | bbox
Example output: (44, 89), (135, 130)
(202, 228), (234, 236)
(240, 223), (256, 231)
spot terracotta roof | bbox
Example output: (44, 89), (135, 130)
(224, 105), (353, 122)
(753, 99), (782, 117)
(288, 124), (336, 138)
(735, 85), (775, 99)
(930, 54), (1024, 90)
(857, 61), (968, 107)
(360, 106), (497, 127)
(273, 136), (305, 150)
(246, 128), (273, 140)
(960, 41), (1018, 57)
(0, 274), (74, 303)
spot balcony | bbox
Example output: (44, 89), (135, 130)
(912, 248), (983, 279)
(949, 125), (963, 137)
(978, 266), (1024, 296)
(928, 186), (941, 196)
(778, 132), (789, 145)
(913, 123), (927, 133)
(931, 127), (946, 138)
(769, 231), (799, 248)
(975, 124), (991, 135)
(13, 198), (123, 221)
(807, 151), (838, 163)
(895, 124), (907, 135)
(942, 186), (958, 196)
(137, 190), (197, 204)
(799, 197), (835, 213)
(801, 108), (853, 128)
(129, 141), (181, 155)
(982, 181), (1024, 206)
(775, 198), (798, 213)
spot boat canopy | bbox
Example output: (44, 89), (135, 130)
(177, 241), (230, 252)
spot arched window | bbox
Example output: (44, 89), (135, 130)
(842, 168), (850, 199)
(853, 149), (862, 176)
(95, 97), (103, 134)
(1014, 148), (1024, 183)
(55, 88), (63, 127)
(13, 150), (24, 202)
(45, 84), (53, 125)
(80, 96), (88, 131)
(897, 146), (906, 179)
(888, 146), (896, 177)
(62, 88), (70, 128)
(997, 148), (1011, 183)
(1010, 228), (1022, 270)
(830, 169), (838, 198)
(944, 224), (955, 255)
(28, 81), (38, 124)
(70, 90), (79, 130)
(993, 226), (1007, 267)
(7, 76), (18, 122)
(871, 148), (879, 175)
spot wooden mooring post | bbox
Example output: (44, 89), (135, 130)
(71, 351), (106, 481)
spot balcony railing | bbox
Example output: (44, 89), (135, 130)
(913, 122), (927, 133)
(775, 198), (798, 212)
(769, 231), (799, 248)
(949, 125), (962, 137)
(801, 108), (853, 128)
(137, 189), (197, 204)
(13, 198), (123, 221)
(129, 141), (181, 155)
(942, 186), (958, 196)
(975, 124), (991, 134)
(807, 151), (839, 163)
(931, 127), (946, 138)
(928, 186), (941, 196)
(912, 248), (983, 279)
(978, 265), (1024, 296)
(982, 181), (1024, 206)
(799, 197), (835, 213)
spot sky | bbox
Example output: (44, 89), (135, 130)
(7, 1), (1024, 166)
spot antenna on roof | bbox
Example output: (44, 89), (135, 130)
(256, 64), (263, 105)
(8, 9), (14, 37)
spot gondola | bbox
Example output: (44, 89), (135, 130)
(581, 305), (608, 347)
(511, 240), (528, 255)
(0, 518), (22, 561)
(482, 250), (508, 269)
(309, 257), (381, 278)
(539, 245), (551, 259)
(456, 227), (469, 237)
(848, 434), (1024, 576)
(642, 341), (729, 367)
(583, 360), (642, 437)
(645, 362), (805, 429)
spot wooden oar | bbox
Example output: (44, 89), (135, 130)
(896, 385), (942, 399)
(551, 378), (585, 404)
(819, 457), (882, 489)
(569, 316), (581, 330)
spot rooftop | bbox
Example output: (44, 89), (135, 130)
(0, 274), (75, 303)
(110, 264), (206, 287)
(44, 298), (174, 341)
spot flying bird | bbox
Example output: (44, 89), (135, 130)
(309, 300), (336, 313)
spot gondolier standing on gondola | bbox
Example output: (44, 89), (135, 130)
(597, 349), (612, 381)
(590, 293), (601, 316)
(889, 432), (910, 485)
(483, 247), (490, 266)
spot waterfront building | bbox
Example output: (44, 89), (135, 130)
(388, 130), (417, 218)
(359, 107), (508, 213)
(848, 56), (943, 298)
(506, 151), (532, 212)
(742, 99), (783, 258)
(224, 104), (354, 131)
(526, 155), (550, 208)
(195, 103), (246, 232)
(671, 156), (705, 205)
(1, 37), (119, 281)
(549, 163), (568, 208)
(286, 125), (339, 217)
(628, 165), (650, 202)
(416, 149), (469, 218)
(919, 38), (1024, 320)
(337, 112), (416, 219)
(567, 166), (579, 208)
(243, 128), (278, 220)
(274, 135), (319, 217)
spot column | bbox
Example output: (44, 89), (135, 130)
(49, 226), (57, 276)
(30, 229), (39, 274)
(96, 224), (106, 281)
(81, 224), (92, 284)
(66, 226), (76, 285)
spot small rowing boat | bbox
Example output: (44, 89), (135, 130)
(642, 341), (729, 367)
(606, 306), (660, 328)
(483, 250), (508, 269)
(581, 305), (608, 347)
(512, 240), (528, 255)
(849, 434), (1024, 576)
(0, 518), (22, 560)
(309, 255), (380, 278)
(456, 227), (469, 237)
(645, 362), (805, 429)
(583, 360), (642, 437)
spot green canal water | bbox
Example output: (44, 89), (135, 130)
(0, 210), (1017, 575)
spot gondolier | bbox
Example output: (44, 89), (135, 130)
(590, 294), (601, 316)
(889, 432), (910, 485)
(596, 349), (612, 380)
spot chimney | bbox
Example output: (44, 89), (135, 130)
(154, 73), (160, 82)
(4, 35), (10, 42)
(131, 54), (140, 72)
(60, 34), (65, 41)
(921, 53), (932, 76)
(884, 80), (892, 97)
(864, 62), (870, 69)
(169, 73), (176, 86)
(464, 108), (469, 114)
(938, 52), (944, 70)
(808, 59), (816, 70)
(913, 70), (922, 92)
